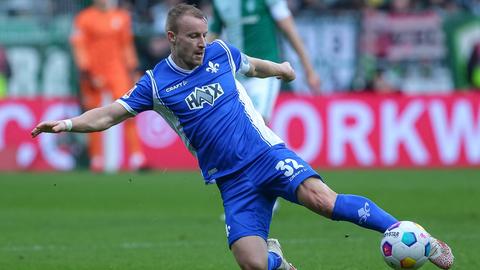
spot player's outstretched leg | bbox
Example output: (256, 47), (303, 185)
(296, 178), (454, 269)
(331, 194), (398, 233)
(297, 179), (398, 233)
(429, 237), (454, 269)
(267, 239), (297, 270)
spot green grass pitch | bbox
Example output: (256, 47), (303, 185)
(0, 169), (478, 269)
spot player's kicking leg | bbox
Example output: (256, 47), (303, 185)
(296, 177), (454, 269)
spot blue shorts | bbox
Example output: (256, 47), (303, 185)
(215, 144), (322, 247)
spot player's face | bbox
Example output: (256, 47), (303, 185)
(170, 15), (208, 70)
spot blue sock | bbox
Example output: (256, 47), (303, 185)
(332, 194), (398, 233)
(267, 251), (282, 270)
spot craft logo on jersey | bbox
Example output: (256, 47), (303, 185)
(166, 80), (188, 92)
(206, 61), (220, 73)
(185, 83), (224, 110)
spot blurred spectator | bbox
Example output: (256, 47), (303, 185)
(286, 0), (304, 14)
(0, 44), (11, 98)
(424, 0), (461, 15)
(459, 0), (480, 15)
(70, 0), (147, 172)
(138, 34), (171, 71)
(368, 67), (399, 93)
(3, 0), (51, 17)
(134, 0), (183, 72)
(355, 0), (455, 93)
(364, 0), (389, 9)
(389, 0), (415, 13)
(150, 0), (183, 34)
(52, 0), (80, 15)
(194, 0), (213, 18)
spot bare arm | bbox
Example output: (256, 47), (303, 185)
(31, 102), (132, 137)
(276, 16), (321, 93)
(244, 56), (295, 82)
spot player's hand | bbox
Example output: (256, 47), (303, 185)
(31, 120), (68, 138)
(276, 62), (296, 82)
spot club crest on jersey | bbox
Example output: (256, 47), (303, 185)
(206, 61), (220, 73)
(185, 83), (224, 110)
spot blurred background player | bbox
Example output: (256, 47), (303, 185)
(208, 0), (321, 215)
(208, 0), (321, 123)
(70, 0), (146, 172)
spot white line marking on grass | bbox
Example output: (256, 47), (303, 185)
(1, 244), (67, 252)
(0, 240), (219, 252)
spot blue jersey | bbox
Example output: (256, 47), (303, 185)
(118, 40), (283, 183)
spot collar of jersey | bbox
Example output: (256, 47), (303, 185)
(166, 55), (199, 75)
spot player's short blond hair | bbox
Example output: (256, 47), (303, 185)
(166, 3), (207, 33)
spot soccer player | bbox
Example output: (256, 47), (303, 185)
(208, 0), (320, 122)
(70, 0), (146, 171)
(32, 4), (453, 270)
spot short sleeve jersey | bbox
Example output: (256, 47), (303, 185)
(117, 40), (283, 183)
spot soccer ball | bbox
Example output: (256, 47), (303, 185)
(380, 221), (431, 269)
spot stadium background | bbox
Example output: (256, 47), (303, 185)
(0, 0), (479, 269)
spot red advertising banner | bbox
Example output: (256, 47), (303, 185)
(0, 98), (81, 171)
(272, 93), (480, 168)
(1, 93), (479, 171)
